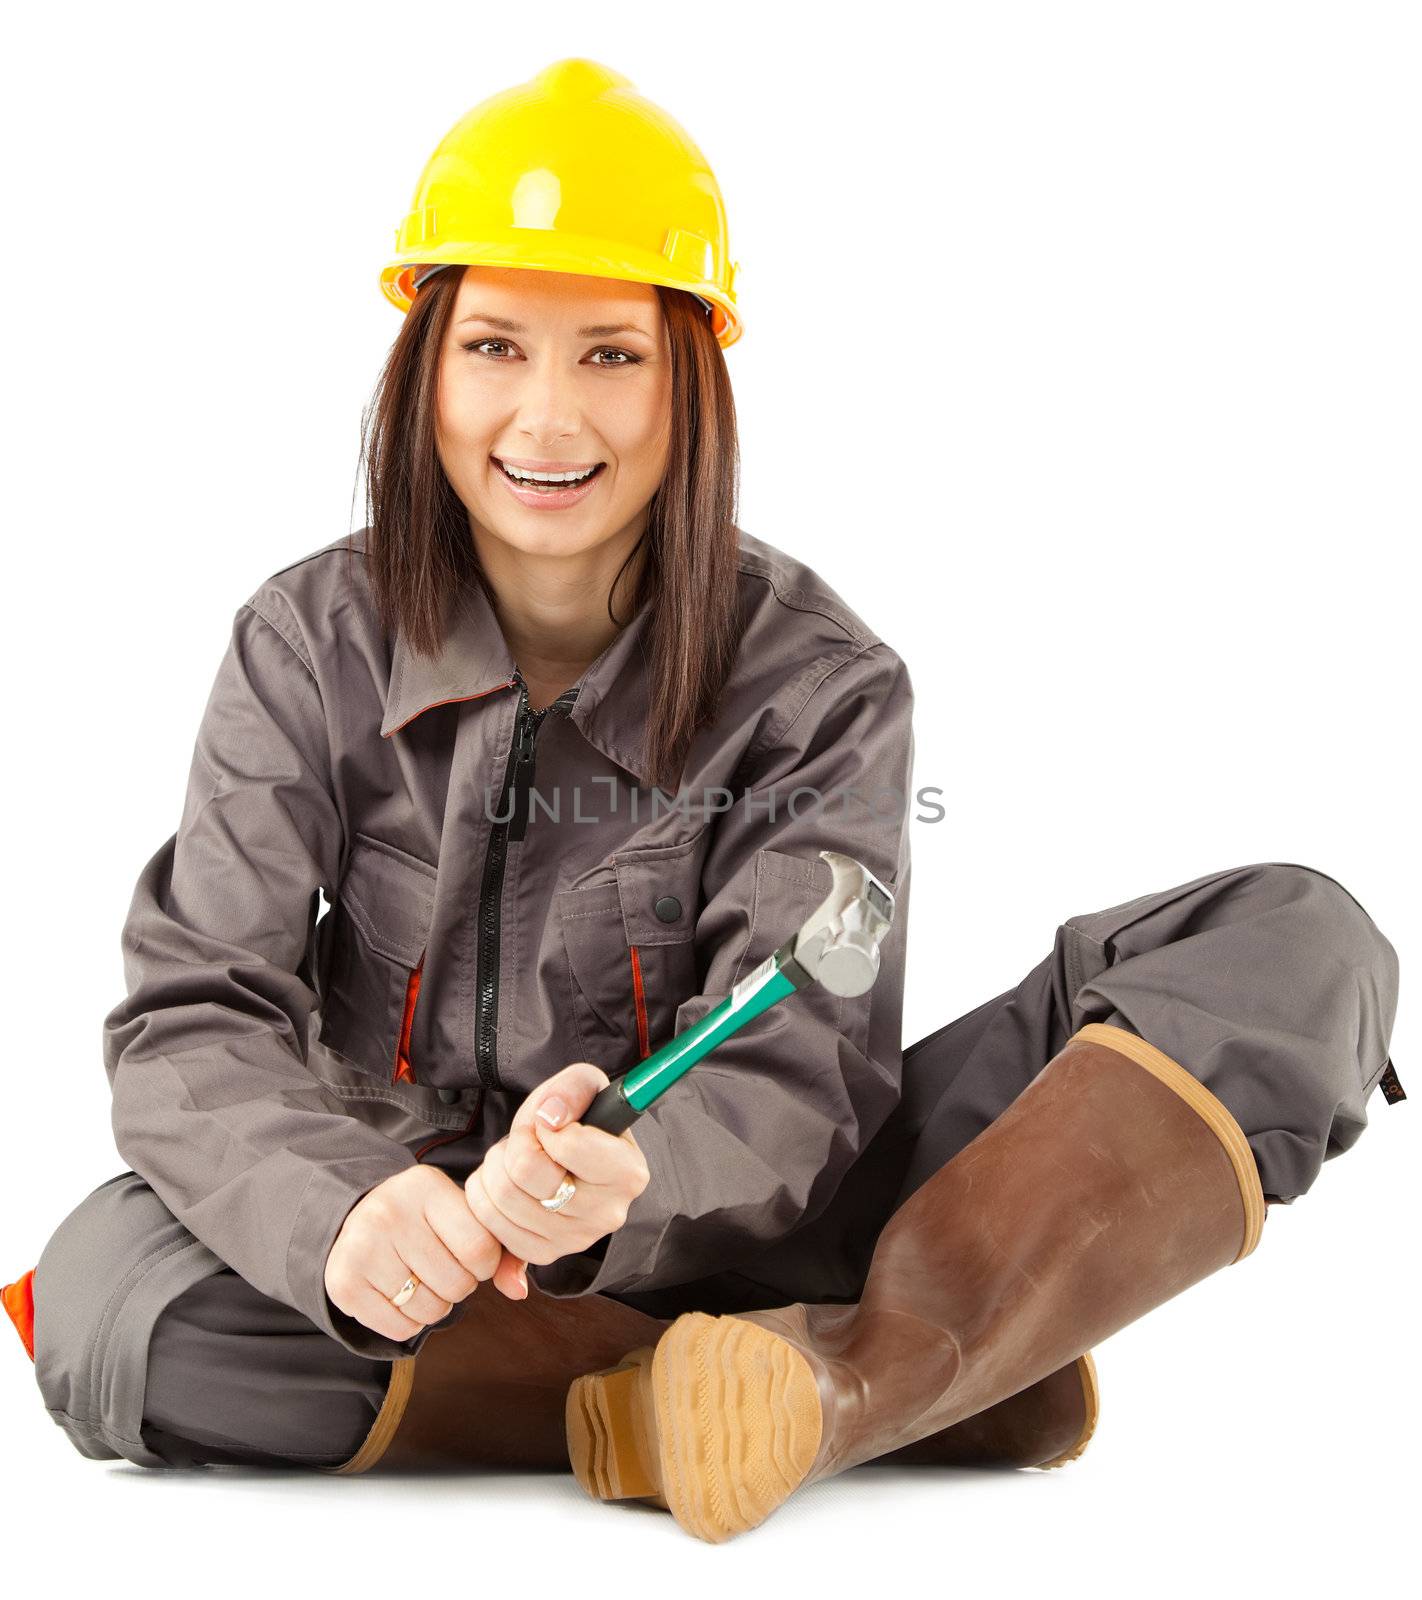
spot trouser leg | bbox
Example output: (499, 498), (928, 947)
(893, 859), (1400, 1208)
(139, 1270), (390, 1467)
(31, 1170), (392, 1468)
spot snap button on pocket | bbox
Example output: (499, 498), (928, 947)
(614, 836), (701, 947)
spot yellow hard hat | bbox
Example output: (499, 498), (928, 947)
(381, 58), (742, 349)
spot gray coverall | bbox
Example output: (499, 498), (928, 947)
(11, 529), (1402, 1469)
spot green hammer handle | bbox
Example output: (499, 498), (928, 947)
(577, 944), (804, 1137)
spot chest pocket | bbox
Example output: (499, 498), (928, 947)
(316, 833), (437, 1083)
(555, 837), (702, 1074)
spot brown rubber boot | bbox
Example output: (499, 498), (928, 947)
(566, 1021), (1266, 1541)
(869, 1349), (1099, 1470)
(326, 1278), (671, 1473)
(328, 1239), (1097, 1476)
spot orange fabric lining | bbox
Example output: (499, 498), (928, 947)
(395, 954), (424, 1084)
(629, 945), (650, 1059)
(382, 677), (518, 739)
(3, 1268), (36, 1361)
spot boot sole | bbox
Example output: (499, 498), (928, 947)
(566, 1310), (823, 1543)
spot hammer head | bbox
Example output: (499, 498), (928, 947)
(789, 850), (897, 998)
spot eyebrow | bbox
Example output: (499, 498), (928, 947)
(455, 313), (654, 339)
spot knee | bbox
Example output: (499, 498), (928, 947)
(33, 1175), (153, 1397)
(31, 1172), (219, 1465)
(1251, 863), (1399, 1005)
(1218, 863), (1400, 1199)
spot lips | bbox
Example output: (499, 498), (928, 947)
(492, 456), (608, 507)
(492, 456), (605, 482)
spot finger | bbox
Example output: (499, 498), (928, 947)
(482, 1137), (582, 1228)
(382, 1276), (453, 1328)
(465, 1165), (564, 1262)
(480, 1139), (599, 1252)
(499, 1120), (566, 1203)
(484, 1133), (568, 1207)
(370, 1243), (454, 1327)
(491, 1248), (530, 1301)
(502, 1100), (574, 1204)
(421, 1174), (505, 1283)
(396, 1229), (480, 1309)
(342, 1280), (427, 1344)
(509, 1062), (613, 1143)
(398, 1201), (490, 1303)
(533, 1119), (649, 1188)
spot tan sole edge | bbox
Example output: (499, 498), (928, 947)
(566, 1311), (824, 1544)
(1073, 1023), (1266, 1262)
(323, 1355), (416, 1475)
(1038, 1351), (1100, 1469)
(567, 1346), (669, 1507)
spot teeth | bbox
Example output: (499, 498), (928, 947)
(499, 461), (599, 484)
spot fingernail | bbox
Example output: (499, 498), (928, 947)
(537, 1097), (568, 1129)
(517, 1266), (528, 1294)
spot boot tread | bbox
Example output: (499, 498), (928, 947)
(568, 1310), (823, 1543)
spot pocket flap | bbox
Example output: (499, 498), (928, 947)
(755, 846), (834, 902)
(336, 833), (437, 968)
(614, 836), (700, 947)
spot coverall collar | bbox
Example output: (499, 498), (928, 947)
(379, 567), (658, 787)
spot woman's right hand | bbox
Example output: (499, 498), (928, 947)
(324, 1164), (527, 1342)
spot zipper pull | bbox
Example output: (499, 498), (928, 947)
(508, 702), (540, 843)
(507, 675), (578, 844)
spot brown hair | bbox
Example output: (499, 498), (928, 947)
(356, 266), (744, 796)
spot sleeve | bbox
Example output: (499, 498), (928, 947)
(528, 642), (915, 1300)
(102, 598), (427, 1359)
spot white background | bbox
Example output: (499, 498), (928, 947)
(1, 0), (1415, 1593)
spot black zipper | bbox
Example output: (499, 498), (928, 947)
(473, 669), (579, 1090)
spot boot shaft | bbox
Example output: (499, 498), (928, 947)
(777, 1024), (1265, 1482)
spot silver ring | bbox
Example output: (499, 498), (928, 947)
(540, 1176), (577, 1213)
(390, 1273), (420, 1309)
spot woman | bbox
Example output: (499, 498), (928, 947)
(3, 58), (1401, 1543)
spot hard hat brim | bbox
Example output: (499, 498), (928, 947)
(381, 227), (741, 350)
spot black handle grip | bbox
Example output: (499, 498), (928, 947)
(582, 1078), (640, 1134)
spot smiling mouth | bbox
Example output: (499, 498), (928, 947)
(492, 457), (607, 490)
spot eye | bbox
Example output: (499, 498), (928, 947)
(458, 339), (643, 367)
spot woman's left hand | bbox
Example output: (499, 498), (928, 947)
(464, 1061), (651, 1295)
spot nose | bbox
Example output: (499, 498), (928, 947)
(515, 355), (583, 449)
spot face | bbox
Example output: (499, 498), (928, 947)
(435, 264), (672, 565)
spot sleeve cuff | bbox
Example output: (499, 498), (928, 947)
(527, 1105), (679, 1299)
(526, 1233), (614, 1298)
